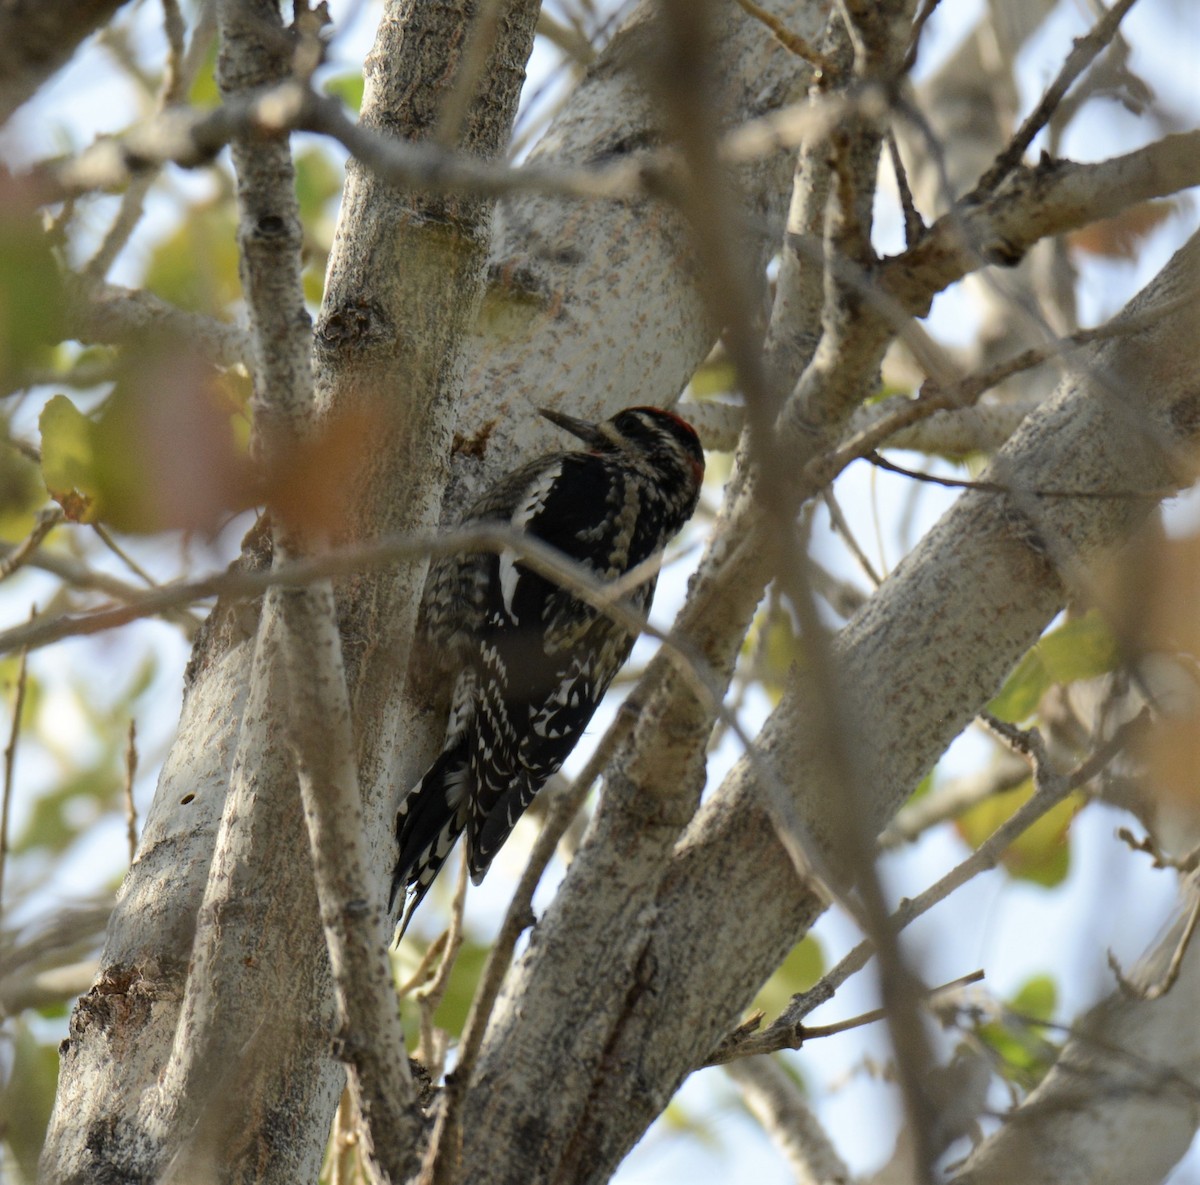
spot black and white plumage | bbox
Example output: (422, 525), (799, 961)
(390, 405), (705, 935)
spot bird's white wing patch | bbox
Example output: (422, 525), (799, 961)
(498, 548), (520, 620)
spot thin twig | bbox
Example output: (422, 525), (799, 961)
(393, 935), (451, 997)
(821, 489), (882, 587)
(160, 0), (189, 103)
(414, 848), (470, 1076)
(902, 0), (945, 74)
(975, 0), (1142, 193)
(708, 970), (985, 1065)
(534, 11), (596, 67)
(1108, 885), (1200, 1002)
(806, 293), (1190, 498)
(82, 173), (158, 283)
(2, 435), (41, 464)
(978, 712), (1045, 762)
(123, 719), (139, 865)
(0, 543), (184, 605)
(90, 523), (160, 588)
(879, 751), (1031, 848)
(731, 0), (836, 72)
(0, 525), (719, 728)
(45, 74), (870, 207)
(0, 507), (63, 582)
(417, 849), (469, 1012)
(713, 714), (1150, 1063)
(887, 128), (924, 247)
(866, 450), (1175, 501)
(797, 969), (985, 1043)
(0, 630), (31, 918)
(82, 0), (211, 283)
(395, 931), (449, 998)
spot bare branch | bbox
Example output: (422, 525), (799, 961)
(731, 0), (836, 71)
(883, 131), (1200, 312)
(719, 713), (1150, 1065)
(1108, 887), (1200, 1003)
(879, 750), (1030, 848)
(0, 0), (134, 124)
(0, 632), (30, 918)
(122, 719), (138, 866)
(67, 279), (250, 369)
(725, 1055), (851, 1185)
(0, 508), (63, 582)
(211, 2), (424, 1178)
(976, 0), (1142, 194)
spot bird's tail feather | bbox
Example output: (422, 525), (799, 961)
(391, 739), (471, 939)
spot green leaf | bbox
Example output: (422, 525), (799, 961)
(955, 778), (1081, 888)
(14, 764), (119, 856)
(188, 38), (220, 109)
(430, 938), (489, 1040)
(303, 268), (325, 307)
(988, 611), (1120, 722)
(863, 381), (913, 407)
(742, 604), (800, 705)
(752, 934), (824, 1019)
(905, 769), (935, 806)
(689, 358), (737, 399)
(658, 1097), (720, 1145)
(294, 147), (342, 225)
(1011, 974), (1057, 1022)
(0, 427), (47, 540)
(0, 654), (40, 730)
(0, 183), (66, 389)
(323, 72), (365, 112)
(395, 930), (491, 1048)
(1037, 611), (1121, 685)
(977, 974), (1061, 1091)
(144, 201), (241, 317)
(988, 651), (1049, 723)
(39, 356), (254, 534)
(39, 394), (99, 521)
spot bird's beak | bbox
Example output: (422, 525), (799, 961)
(539, 406), (607, 448)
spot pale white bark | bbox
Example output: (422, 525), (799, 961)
(449, 0), (811, 517)
(726, 1056), (852, 1185)
(849, 397), (1040, 459)
(67, 279), (250, 369)
(218, 0), (423, 1174)
(453, 227), (1200, 1182)
(37, 0), (805, 1178)
(279, 582), (421, 1183)
(39, 0), (539, 1180)
(953, 881), (1200, 1185)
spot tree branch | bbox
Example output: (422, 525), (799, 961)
(476, 224), (1200, 1182)
(0, 0), (134, 125)
(725, 1056), (850, 1184)
(66, 278), (250, 368)
(975, 0), (1141, 193)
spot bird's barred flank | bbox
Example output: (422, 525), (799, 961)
(390, 405), (705, 937)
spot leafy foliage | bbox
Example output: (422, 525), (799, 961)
(975, 974), (1061, 1092)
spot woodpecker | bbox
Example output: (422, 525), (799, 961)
(390, 404), (705, 935)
